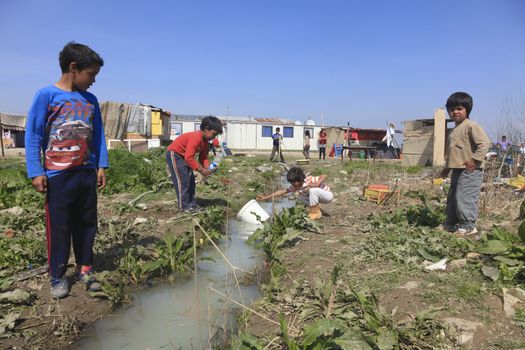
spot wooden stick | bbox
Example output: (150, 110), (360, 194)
(193, 219), (246, 307)
(208, 286), (299, 335)
(192, 223), (204, 349)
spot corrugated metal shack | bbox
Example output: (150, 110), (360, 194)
(100, 101), (171, 152)
(0, 113), (26, 148)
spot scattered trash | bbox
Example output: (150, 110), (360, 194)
(509, 175), (525, 191)
(132, 217), (148, 226)
(432, 178), (444, 186)
(255, 166), (273, 173)
(0, 206), (24, 216)
(423, 258), (448, 271)
(135, 203), (148, 210)
(296, 159), (309, 165)
(339, 170), (348, 175)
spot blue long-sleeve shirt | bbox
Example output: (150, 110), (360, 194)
(25, 85), (109, 178)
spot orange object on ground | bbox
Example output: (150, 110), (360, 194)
(363, 184), (399, 204)
(328, 144), (335, 158)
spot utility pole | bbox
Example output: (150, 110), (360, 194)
(225, 106), (229, 147)
(0, 114), (5, 157)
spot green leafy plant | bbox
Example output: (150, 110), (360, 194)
(153, 233), (194, 275)
(196, 206), (226, 241)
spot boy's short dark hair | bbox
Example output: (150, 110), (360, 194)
(276, 127), (280, 131)
(59, 41), (104, 73)
(446, 92), (473, 117)
(287, 167), (306, 183)
(200, 116), (223, 134)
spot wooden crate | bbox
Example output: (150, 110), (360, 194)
(363, 185), (399, 204)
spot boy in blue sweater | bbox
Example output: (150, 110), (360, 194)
(25, 42), (109, 299)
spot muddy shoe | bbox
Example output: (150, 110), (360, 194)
(456, 227), (478, 236)
(437, 223), (457, 232)
(308, 205), (322, 220)
(75, 271), (102, 292)
(50, 277), (69, 299)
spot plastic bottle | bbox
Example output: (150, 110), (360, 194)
(208, 152), (223, 171)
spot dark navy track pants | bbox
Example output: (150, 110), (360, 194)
(45, 169), (98, 279)
(166, 150), (196, 210)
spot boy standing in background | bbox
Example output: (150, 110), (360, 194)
(25, 42), (109, 299)
(436, 92), (490, 235)
(269, 127), (285, 162)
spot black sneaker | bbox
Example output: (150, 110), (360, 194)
(74, 271), (102, 292)
(183, 205), (205, 214)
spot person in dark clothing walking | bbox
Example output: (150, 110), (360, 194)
(269, 127), (285, 162)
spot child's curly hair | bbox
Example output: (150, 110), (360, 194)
(286, 167), (306, 183)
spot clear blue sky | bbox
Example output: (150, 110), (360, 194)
(1, 0), (524, 135)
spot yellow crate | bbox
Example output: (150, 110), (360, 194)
(363, 185), (399, 204)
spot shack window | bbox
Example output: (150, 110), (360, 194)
(283, 126), (294, 138)
(262, 126), (272, 137)
(170, 122), (182, 136)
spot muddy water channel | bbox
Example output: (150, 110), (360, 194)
(74, 198), (294, 350)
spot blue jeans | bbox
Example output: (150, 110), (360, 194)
(445, 169), (483, 230)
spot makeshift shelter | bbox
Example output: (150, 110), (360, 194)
(322, 126), (386, 148)
(0, 113), (26, 149)
(100, 101), (171, 151)
(402, 108), (448, 166)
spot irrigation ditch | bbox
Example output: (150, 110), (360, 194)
(2, 149), (525, 349)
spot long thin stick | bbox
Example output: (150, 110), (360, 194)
(193, 219), (246, 307)
(192, 223), (204, 349)
(209, 286), (299, 335)
(192, 219), (253, 275)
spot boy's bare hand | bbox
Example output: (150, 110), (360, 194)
(97, 168), (107, 189)
(465, 159), (476, 172)
(32, 176), (47, 193)
(256, 195), (266, 201)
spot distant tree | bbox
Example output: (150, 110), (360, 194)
(495, 89), (525, 144)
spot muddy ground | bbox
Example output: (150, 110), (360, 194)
(240, 157), (525, 349)
(1, 152), (525, 349)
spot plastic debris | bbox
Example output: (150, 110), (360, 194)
(423, 258), (448, 271)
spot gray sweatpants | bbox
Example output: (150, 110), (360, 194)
(445, 169), (483, 230)
(298, 188), (334, 206)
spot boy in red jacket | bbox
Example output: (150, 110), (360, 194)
(166, 116), (223, 213)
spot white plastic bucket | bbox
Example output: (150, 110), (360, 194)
(237, 199), (270, 224)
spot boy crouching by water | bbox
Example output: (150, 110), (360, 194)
(256, 167), (333, 220)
